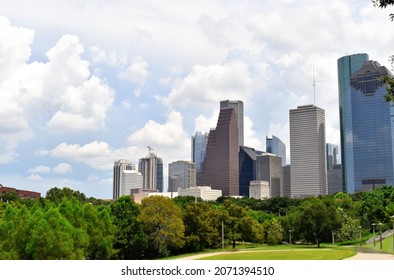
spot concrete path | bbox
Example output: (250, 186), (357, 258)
(345, 252), (394, 260)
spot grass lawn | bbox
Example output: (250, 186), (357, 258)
(191, 246), (356, 260)
(364, 236), (394, 254)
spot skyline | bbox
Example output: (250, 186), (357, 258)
(1, 1), (394, 198)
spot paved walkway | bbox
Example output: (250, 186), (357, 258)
(345, 252), (394, 260)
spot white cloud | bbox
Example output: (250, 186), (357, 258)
(53, 163), (72, 174)
(194, 110), (219, 134)
(163, 61), (253, 110)
(244, 116), (262, 150)
(27, 174), (42, 181)
(28, 165), (51, 174)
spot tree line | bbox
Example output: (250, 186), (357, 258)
(1, 186), (394, 259)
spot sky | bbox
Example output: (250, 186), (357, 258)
(1, 0), (394, 199)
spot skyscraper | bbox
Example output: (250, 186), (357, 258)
(198, 106), (239, 196)
(191, 131), (208, 172)
(266, 135), (287, 166)
(220, 100), (244, 146)
(326, 143), (339, 171)
(289, 105), (327, 197)
(338, 57), (394, 193)
(138, 147), (164, 192)
(256, 153), (283, 198)
(337, 53), (369, 192)
(113, 159), (134, 200)
(168, 160), (196, 192)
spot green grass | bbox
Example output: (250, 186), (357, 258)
(364, 235), (394, 254)
(196, 247), (355, 260)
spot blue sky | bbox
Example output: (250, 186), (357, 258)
(1, 0), (394, 199)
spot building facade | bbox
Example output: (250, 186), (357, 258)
(249, 180), (270, 199)
(113, 159), (134, 200)
(266, 135), (287, 166)
(239, 146), (260, 197)
(191, 131), (208, 172)
(198, 106), (240, 196)
(337, 53), (369, 192)
(338, 57), (394, 192)
(220, 100), (244, 146)
(178, 186), (222, 201)
(282, 165), (291, 197)
(256, 153), (283, 198)
(138, 150), (164, 192)
(168, 160), (196, 192)
(289, 105), (327, 197)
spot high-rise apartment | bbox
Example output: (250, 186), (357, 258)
(191, 131), (208, 172)
(168, 160), (196, 192)
(220, 100), (244, 146)
(138, 148), (164, 192)
(266, 135), (287, 166)
(338, 56), (394, 192)
(289, 105), (327, 197)
(198, 106), (239, 196)
(113, 159), (134, 200)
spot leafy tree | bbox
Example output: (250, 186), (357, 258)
(110, 196), (147, 259)
(294, 198), (341, 247)
(46, 187), (87, 204)
(221, 200), (262, 248)
(373, 0), (394, 20)
(182, 202), (221, 252)
(139, 196), (185, 258)
(262, 218), (283, 245)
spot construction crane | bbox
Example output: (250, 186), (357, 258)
(147, 145), (154, 154)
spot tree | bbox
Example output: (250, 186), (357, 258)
(373, 0), (394, 20)
(183, 202), (221, 252)
(221, 200), (262, 248)
(139, 196), (185, 258)
(294, 198), (341, 247)
(110, 196), (147, 259)
(262, 218), (283, 245)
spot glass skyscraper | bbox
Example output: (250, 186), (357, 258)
(266, 135), (287, 166)
(338, 54), (394, 192)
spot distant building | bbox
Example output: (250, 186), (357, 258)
(289, 105), (327, 197)
(239, 146), (261, 197)
(282, 165), (291, 197)
(138, 147), (164, 192)
(266, 135), (287, 166)
(256, 153), (283, 198)
(113, 159), (135, 200)
(328, 164), (343, 194)
(131, 189), (178, 204)
(0, 184), (40, 199)
(178, 186), (222, 201)
(199, 104), (240, 196)
(191, 131), (208, 172)
(249, 180), (270, 199)
(168, 160), (196, 192)
(220, 100), (244, 146)
(326, 143), (339, 171)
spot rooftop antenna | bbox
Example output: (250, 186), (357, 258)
(313, 66), (316, 105)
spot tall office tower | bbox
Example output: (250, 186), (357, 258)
(326, 143), (343, 194)
(220, 100), (244, 146)
(113, 159), (134, 200)
(138, 147), (164, 192)
(289, 105), (327, 197)
(338, 58), (394, 193)
(282, 165), (291, 197)
(337, 53), (369, 192)
(256, 153), (283, 198)
(198, 106), (239, 196)
(191, 131), (208, 172)
(266, 135), (287, 166)
(168, 160), (196, 192)
(239, 146), (260, 197)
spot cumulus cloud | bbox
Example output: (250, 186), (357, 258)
(28, 165), (52, 174)
(0, 19), (115, 162)
(53, 163), (73, 174)
(163, 61), (253, 110)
